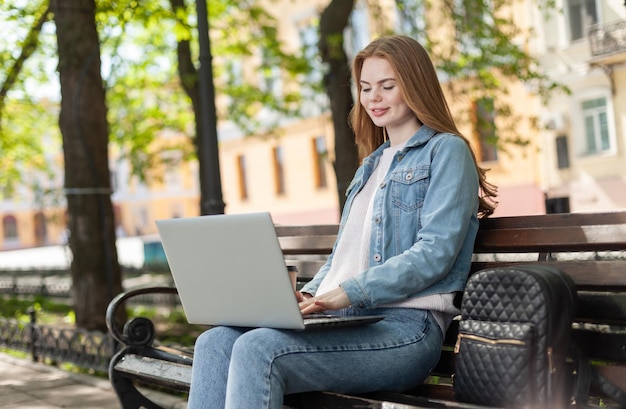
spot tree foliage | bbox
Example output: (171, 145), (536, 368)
(0, 0), (316, 192)
(395, 0), (567, 152)
(99, 0), (315, 184)
(0, 0), (56, 197)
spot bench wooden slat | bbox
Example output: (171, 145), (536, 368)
(275, 224), (339, 236)
(116, 354), (191, 392)
(470, 260), (626, 290)
(475, 225), (626, 253)
(478, 211), (626, 229)
(577, 292), (626, 323)
(282, 259), (327, 278)
(560, 261), (626, 289)
(574, 329), (626, 362)
(277, 235), (336, 255)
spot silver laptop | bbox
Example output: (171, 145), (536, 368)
(155, 212), (384, 330)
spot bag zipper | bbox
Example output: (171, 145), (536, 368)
(454, 333), (527, 354)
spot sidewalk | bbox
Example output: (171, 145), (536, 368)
(0, 352), (187, 408)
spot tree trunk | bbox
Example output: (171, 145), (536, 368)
(319, 0), (359, 213)
(170, 0), (224, 215)
(54, 0), (124, 331)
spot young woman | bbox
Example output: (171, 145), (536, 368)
(187, 34), (497, 409)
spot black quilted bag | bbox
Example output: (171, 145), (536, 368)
(453, 265), (577, 408)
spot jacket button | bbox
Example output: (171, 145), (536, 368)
(380, 182), (386, 188)
(373, 254), (381, 262)
(374, 216), (381, 224)
(405, 172), (413, 180)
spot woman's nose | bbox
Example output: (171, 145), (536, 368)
(368, 88), (381, 101)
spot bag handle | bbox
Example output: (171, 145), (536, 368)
(571, 345), (626, 408)
(592, 370), (626, 408)
(570, 346), (591, 406)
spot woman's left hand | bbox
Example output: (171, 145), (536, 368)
(298, 287), (351, 315)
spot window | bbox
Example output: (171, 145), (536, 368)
(545, 197), (571, 214)
(162, 151), (182, 188)
(555, 135), (570, 169)
(567, 0), (598, 41)
(135, 207), (149, 235)
(582, 97), (610, 154)
(474, 97), (498, 162)
(113, 205), (125, 237)
(2, 215), (18, 240)
(273, 146), (286, 195)
(237, 155), (248, 201)
(34, 212), (47, 245)
(312, 137), (328, 189)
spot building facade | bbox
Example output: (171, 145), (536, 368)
(534, 0), (626, 212)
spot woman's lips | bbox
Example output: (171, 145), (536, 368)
(369, 108), (388, 117)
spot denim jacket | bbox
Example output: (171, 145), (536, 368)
(301, 125), (480, 309)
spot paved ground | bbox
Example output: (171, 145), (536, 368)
(0, 352), (187, 409)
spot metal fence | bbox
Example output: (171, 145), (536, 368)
(0, 269), (178, 375)
(0, 309), (114, 373)
(0, 267), (178, 374)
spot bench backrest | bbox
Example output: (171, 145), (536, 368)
(275, 211), (626, 389)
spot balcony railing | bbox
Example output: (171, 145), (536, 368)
(589, 19), (626, 59)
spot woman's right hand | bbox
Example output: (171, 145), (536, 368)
(295, 291), (312, 303)
(297, 287), (351, 315)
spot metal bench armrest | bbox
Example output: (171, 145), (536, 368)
(106, 286), (178, 346)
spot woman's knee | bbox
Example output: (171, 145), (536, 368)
(194, 326), (244, 358)
(229, 328), (291, 370)
(231, 328), (276, 356)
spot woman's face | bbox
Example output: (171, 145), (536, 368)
(359, 57), (417, 138)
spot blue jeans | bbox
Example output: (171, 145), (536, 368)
(187, 308), (443, 409)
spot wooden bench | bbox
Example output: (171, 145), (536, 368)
(106, 211), (626, 408)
